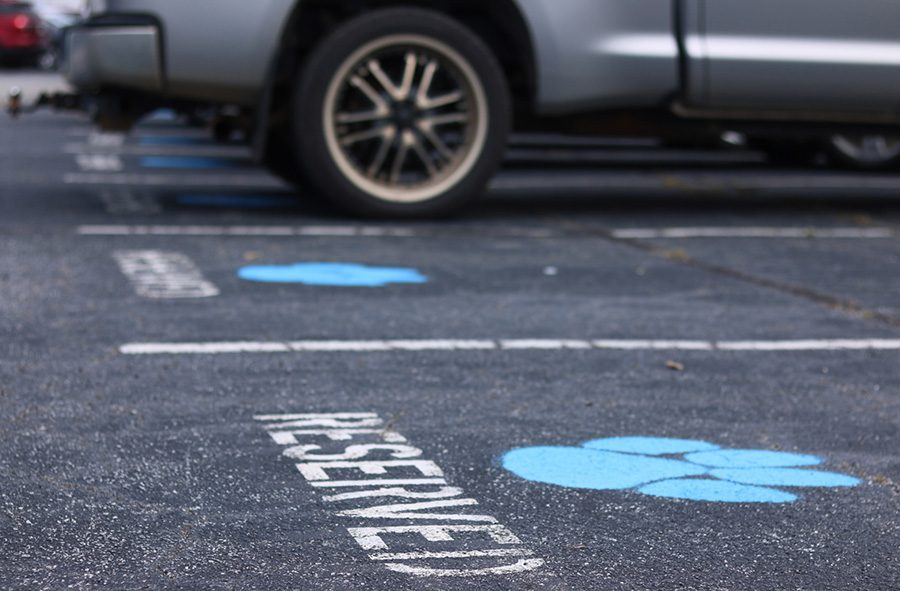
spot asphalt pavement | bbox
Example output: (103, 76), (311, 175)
(1, 72), (899, 591)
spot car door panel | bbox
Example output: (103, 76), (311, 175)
(516, 0), (679, 114)
(684, 0), (900, 115)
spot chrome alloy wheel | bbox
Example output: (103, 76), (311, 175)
(831, 134), (900, 168)
(323, 34), (489, 204)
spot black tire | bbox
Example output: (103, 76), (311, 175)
(293, 8), (511, 218)
(753, 138), (819, 168)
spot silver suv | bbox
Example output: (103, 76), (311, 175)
(67, 1), (900, 216)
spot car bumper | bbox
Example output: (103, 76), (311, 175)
(64, 21), (162, 93)
(0, 45), (44, 58)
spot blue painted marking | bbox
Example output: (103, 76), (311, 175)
(684, 449), (821, 468)
(639, 479), (797, 503)
(138, 136), (211, 146)
(141, 156), (240, 170)
(142, 109), (179, 123)
(710, 468), (860, 488)
(502, 447), (705, 491)
(176, 194), (295, 209)
(583, 436), (719, 456)
(238, 263), (428, 287)
(501, 436), (859, 503)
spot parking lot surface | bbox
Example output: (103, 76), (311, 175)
(1, 80), (899, 590)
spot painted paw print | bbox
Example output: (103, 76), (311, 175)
(238, 263), (428, 287)
(502, 437), (859, 503)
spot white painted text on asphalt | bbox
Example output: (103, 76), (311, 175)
(256, 412), (544, 577)
(114, 251), (219, 299)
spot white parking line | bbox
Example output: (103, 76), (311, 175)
(86, 132), (126, 148)
(120, 338), (900, 355)
(63, 169), (900, 192)
(611, 227), (895, 239)
(79, 225), (416, 237)
(64, 143), (248, 158)
(490, 173), (900, 192)
(77, 224), (894, 240)
(63, 172), (285, 188)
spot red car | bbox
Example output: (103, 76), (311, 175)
(0, 1), (47, 67)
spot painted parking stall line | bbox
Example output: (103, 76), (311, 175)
(76, 224), (894, 240)
(610, 227), (896, 239)
(114, 251), (220, 299)
(120, 338), (900, 355)
(63, 172), (285, 188)
(78, 225), (417, 238)
(256, 412), (545, 578)
(65, 127), (202, 139)
(490, 172), (900, 192)
(86, 132), (126, 148)
(65, 143), (248, 158)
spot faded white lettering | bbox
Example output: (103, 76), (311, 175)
(385, 558), (545, 577)
(338, 498), (496, 522)
(296, 460), (443, 482)
(257, 412), (543, 578)
(114, 251), (219, 299)
(323, 486), (464, 502)
(268, 429), (406, 445)
(347, 524), (523, 551)
(282, 444), (422, 462)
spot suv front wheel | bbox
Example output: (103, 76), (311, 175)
(293, 8), (511, 218)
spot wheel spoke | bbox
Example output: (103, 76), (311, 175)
(415, 60), (438, 107)
(421, 90), (464, 110)
(399, 52), (418, 100)
(336, 110), (390, 124)
(340, 126), (388, 147)
(367, 60), (395, 99)
(865, 135), (890, 158)
(410, 132), (437, 176)
(348, 75), (390, 113)
(390, 131), (414, 184)
(367, 126), (397, 178)
(416, 120), (453, 161)
(421, 112), (469, 127)
(415, 60), (464, 110)
(368, 53), (417, 101)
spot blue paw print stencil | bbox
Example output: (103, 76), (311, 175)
(238, 263), (428, 287)
(502, 437), (860, 503)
